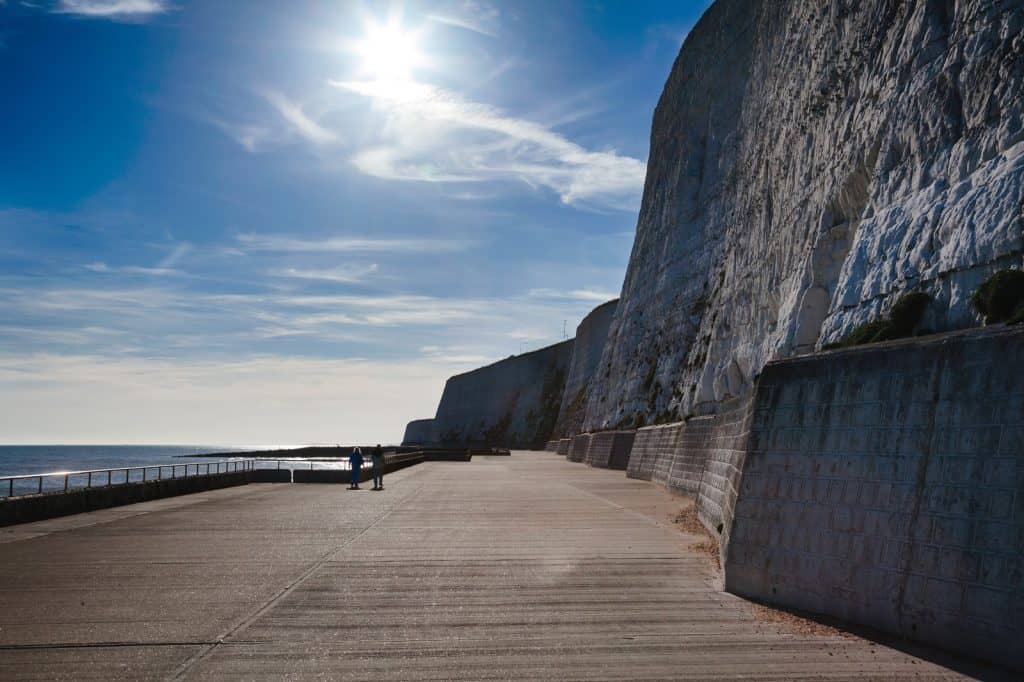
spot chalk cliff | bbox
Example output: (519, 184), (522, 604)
(401, 418), (435, 445)
(428, 340), (574, 449)
(552, 299), (617, 438)
(584, 0), (1024, 430)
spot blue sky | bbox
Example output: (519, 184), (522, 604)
(0, 0), (711, 444)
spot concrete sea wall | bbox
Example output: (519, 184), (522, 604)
(607, 326), (1022, 670)
(567, 433), (591, 463)
(725, 325), (1024, 671)
(0, 471), (255, 526)
(584, 430), (636, 470)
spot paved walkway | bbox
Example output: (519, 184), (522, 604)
(0, 452), (1006, 680)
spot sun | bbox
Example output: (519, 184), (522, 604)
(354, 20), (424, 81)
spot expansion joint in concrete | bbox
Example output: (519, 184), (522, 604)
(168, 470), (432, 681)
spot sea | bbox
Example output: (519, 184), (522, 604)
(0, 445), (249, 478)
(0, 444), (357, 497)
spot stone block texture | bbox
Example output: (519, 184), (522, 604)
(626, 423), (683, 483)
(583, 0), (1024, 431)
(556, 439), (570, 456)
(586, 431), (636, 470)
(567, 433), (592, 463)
(725, 326), (1024, 671)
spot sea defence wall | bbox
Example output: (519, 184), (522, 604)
(429, 340), (574, 449)
(567, 433), (591, 463)
(553, 300), (618, 438)
(584, 430), (636, 470)
(607, 326), (1022, 670)
(724, 325), (1024, 671)
(0, 470), (257, 526)
(402, 418), (435, 445)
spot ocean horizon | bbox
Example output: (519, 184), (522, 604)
(0, 444), (311, 478)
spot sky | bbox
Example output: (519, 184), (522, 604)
(0, 0), (712, 445)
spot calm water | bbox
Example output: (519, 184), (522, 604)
(0, 445), (248, 478)
(0, 445), (360, 497)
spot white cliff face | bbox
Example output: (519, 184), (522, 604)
(553, 299), (617, 438)
(584, 0), (1024, 430)
(430, 340), (574, 449)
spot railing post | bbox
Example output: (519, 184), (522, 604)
(9, 478), (13, 497)
(124, 469), (129, 485)
(87, 472), (92, 488)
(64, 475), (69, 492)
(107, 470), (112, 487)
(37, 477), (42, 495)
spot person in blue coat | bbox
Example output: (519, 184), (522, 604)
(348, 446), (363, 490)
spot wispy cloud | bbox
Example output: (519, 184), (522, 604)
(527, 287), (617, 302)
(0, 352), (455, 444)
(420, 344), (490, 364)
(207, 117), (273, 153)
(53, 0), (172, 20)
(84, 262), (181, 277)
(158, 242), (191, 268)
(331, 79), (646, 209)
(264, 91), (338, 146)
(236, 233), (473, 254)
(427, 0), (500, 37)
(271, 264), (379, 284)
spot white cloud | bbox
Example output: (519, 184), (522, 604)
(331, 79), (646, 209)
(54, 0), (171, 19)
(83, 262), (181, 277)
(527, 287), (618, 302)
(0, 353), (451, 444)
(158, 242), (192, 268)
(264, 91), (339, 146)
(426, 0), (501, 37)
(236, 233), (472, 254)
(271, 264), (379, 284)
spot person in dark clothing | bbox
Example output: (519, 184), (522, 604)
(348, 446), (363, 490)
(372, 444), (384, 490)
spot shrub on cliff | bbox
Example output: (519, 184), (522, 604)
(970, 268), (1024, 324)
(824, 291), (931, 349)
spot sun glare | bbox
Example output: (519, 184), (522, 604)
(355, 21), (424, 81)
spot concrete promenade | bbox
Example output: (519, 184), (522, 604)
(0, 452), (1007, 680)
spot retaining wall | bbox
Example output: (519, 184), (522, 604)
(585, 431), (636, 469)
(556, 439), (571, 456)
(725, 326), (1024, 671)
(567, 433), (592, 463)
(581, 430), (634, 466)
(626, 423), (682, 481)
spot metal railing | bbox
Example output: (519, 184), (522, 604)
(0, 459), (255, 500)
(0, 452), (424, 499)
